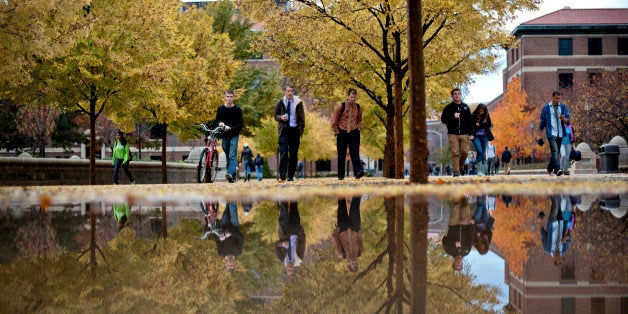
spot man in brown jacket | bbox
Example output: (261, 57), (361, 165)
(332, 88), (364, 180)
(332, 196), (363, 272)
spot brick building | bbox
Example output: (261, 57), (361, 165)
(501, 8), (628, 106)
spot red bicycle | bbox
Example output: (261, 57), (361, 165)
(198, 201), (222, 239)
(196, 124), (223, 183)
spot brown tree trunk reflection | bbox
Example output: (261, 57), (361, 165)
(161, 203), (168, 238)
(394, 196), (405, 313)
(409, 195), (428, 313)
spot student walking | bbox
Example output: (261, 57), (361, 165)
(501, 146), (512, 175)
(112, 131), (134, 185)
(240, 143), (254, 182)
(274, 84), (305, 182)
(537, 90), (570, 176)
(332, 88), (364, 180)
(471, 103), (492, 176)
(441, 88), (474, 177)
(213, 90), (244, 183)
(254, 153), (264, 181)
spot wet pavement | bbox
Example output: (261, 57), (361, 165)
(0, 175), (626, 313)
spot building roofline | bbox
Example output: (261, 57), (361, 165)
(512, 25), (628, 37)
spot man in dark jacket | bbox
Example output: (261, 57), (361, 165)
(274, 84), (306, 182)
(215, 201), (243, 272)
(213, 90), (244, 183)
(442, 197), (474, 271)
(441, 88), (474, 177)
(501, 146), (513, 175)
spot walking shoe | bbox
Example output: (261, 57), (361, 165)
(130, 180), (135, 185)
(355, 170), (365, 179)
(556, 169), (563, 176)
(338, 177), (344, 180)
(564, 170), (570, 175)
(453, 171), (460, 177)
(287, 177), (294, 181)
(225, 173), (234, 182)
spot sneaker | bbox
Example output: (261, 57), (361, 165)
(130, 180), (135, 185)
(338, 177), (344, 180)
(564, 170), (570, 176)
(287, 177), (294, 181)
(244, 210), (250, 216)
(355, 170), (365, 179)
(225, 173), (233, 182)
(556, 169), (563, 176)
(453, 171), (460, 177)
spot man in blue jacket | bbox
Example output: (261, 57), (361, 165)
(537, 90), (570, 176)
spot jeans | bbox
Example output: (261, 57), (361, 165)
(336, 129), (363, 178)
(473, 196), (489, 230)
(255, 165), (263, 181)
(221, 201), (239, 228)
(113, 158), (134, 184)
(472, 135), (488, 165)
(560, 143), (571, 172)
(278, 127), (300, 179)
(243, 160), (252, 176)
(547, 136), (562, 173)
(222, 135), (239, 177)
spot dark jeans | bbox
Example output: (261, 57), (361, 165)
(279, 201), (301, 232)
(547, 136), (562, 173)
(337, 129), (363, 178)
(221, 201), (239, 228)
(278, 127), (301, 180)
(337, 196), (362, 232)
(113, 158), (134, 184)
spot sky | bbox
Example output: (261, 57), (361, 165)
(464, 0), (628, 104)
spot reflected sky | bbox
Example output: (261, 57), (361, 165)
(0, 190), (626, 313)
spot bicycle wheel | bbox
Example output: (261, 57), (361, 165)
(209, 149), (219, 183)
(198, 148), (209, 183)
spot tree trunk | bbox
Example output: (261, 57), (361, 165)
(408, 1), (427, 311)
(89, 203), (97, 278)
(385, 104), (396, 178)
(161, 123), (167, 184)
(394, 33), (405, 179)
(161, 203), (168, 238)
(89, 100), (97, 185)
(394, 195), (404, 313)
(408, 0), (428, 184)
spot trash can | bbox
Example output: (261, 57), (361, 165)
(599, 144), (620, 173)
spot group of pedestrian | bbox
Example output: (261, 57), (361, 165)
(440, 88), (572, 177)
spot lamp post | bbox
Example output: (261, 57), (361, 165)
(530, 121), (535, 164)
(427, 130), (443, 172)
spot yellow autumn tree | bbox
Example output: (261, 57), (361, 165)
(236, 0), (538, 178)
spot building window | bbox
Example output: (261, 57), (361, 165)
(619, 38), (628, 55)
(588, 38), (602, 55)
(588, 72), (602, 85)
(559, 73), (573, 89)
(591, 298), (605, 313)
(558, 38), (573, 55)
(561, 298), (575, 314)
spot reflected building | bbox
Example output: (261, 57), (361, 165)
(505, 195), (628, 313)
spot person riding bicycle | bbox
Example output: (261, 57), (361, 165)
(212, 90), (243, 183)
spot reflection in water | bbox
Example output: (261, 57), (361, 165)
(331, 196), (362, 272)
(113, 203), (130, 231)
(275, 201), (305, 277)
(215, 201), (243, 272)
(443, 196), (473, 271)
(0, 192), (625, 312)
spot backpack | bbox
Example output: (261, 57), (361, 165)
(254, 156), (263, 166)
(569, 149), (582, 161)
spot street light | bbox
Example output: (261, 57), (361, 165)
(530, 121), (535, 164)
(427, 130), (443, 173)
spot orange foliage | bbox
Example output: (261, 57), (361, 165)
(492, 196), (543, 277)
(490, 78), (539, 159)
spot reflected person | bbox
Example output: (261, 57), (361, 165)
(275, 201), (306, 277)
(331, 196), (363, 272)
(539, 195), (572, 266)
(215, 201), (243, 272)
(471, 195), (495, 255)
(113, 203), (130, 231)
(442, 196), (474, 271)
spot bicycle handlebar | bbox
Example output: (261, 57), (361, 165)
(196, 124), (223, 136)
